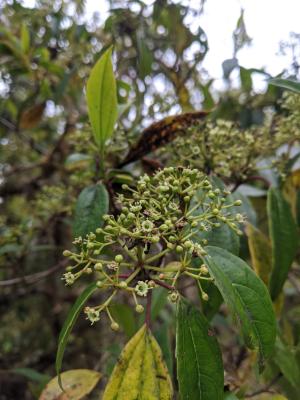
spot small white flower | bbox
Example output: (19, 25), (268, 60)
(141, 219), (154, 233)
(62, 272), (75, 286)
(107, 262), (118, 271)
(135, 281), (149, 297)
(84, 307), (100, 325)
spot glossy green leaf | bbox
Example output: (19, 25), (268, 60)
(176, 298), (224, 400)
(86, 46), (118, 149)
(268, 78), (300, 94)
(103, 325), (173, 399)
(267, 187), (299, 300)
(39, 369), (101, 400)
(73, 183), (109, 238)
(55, 283), (98, 387)
(205, 246), (276, 366)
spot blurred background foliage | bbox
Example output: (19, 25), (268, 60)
(0, 0), (300, 399)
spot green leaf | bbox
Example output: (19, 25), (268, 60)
(268, 78), (300, 94)
(224, 393), (239, 400)
(73, 183), (109, 238)
(110, 303), (137, 338)
(39, 369), (101, 400)
(205, 246), (276, 366)
(267, 187), (299, 300)
(55, 283), (98, 387)
(13, 368), (50, 385)
(86, 46), (118, 149)
(176, 298), (224, 400)
(20, 23), (30, 53)
(103, 325), (173, 399)
(65, 153), (92, 169)
(273, 338), (300, 389)
(200, 280), (223, 321)
(193, 176), (240, 255)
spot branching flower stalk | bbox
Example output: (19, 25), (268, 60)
(63, 167), (243, 329)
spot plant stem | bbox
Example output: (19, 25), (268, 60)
(145, 290), (152, 329)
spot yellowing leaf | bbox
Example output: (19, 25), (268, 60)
(39, 369), (101, 400)
(252, 394), (288, 400)
(103, 325), (173, 400)
(283, 169), (300, 222)
(19, 103), (45, 129)
(246, 223), (272, 285)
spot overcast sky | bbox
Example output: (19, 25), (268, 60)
(23, 0), (300, 91)
(83, 0), (300, 91)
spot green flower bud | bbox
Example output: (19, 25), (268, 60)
(119, 281), (127, 289)
(63, 250), (71, 257)
(111, 322), (120, 331)
(176, 245), (184, 253)
(169, 236), (177, 243)
(200, 265), (209, 275)
(212, 208), (219, 215)
(96, 280), (104, 288)
(202, 293), (209, 301)
(234, 200), (242, 206)
(115, 254), (124, 263)
(184, 240), (193, 249)
(135, 304), (144, 313)
(159, 224), (168, 231)
(94, 263), (103, 271)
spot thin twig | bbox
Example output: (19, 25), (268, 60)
(0, 260), (67, 287)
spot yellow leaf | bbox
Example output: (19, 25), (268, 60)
(103, 325), (173, 400)
(246, 223), (272, 285)
(39, 369), (101, 400)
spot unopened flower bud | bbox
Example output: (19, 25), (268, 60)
(176, 245), (183, 253)
(234, 200), (242, 206)
(111, 322), (120, 331)
(115, 254), (124, 263)
(202, 293), (209, 301)
(135, 304), (144, 313)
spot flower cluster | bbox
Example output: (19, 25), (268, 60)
(160, 95), (300, 181)
(62, 167), (243, 329)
